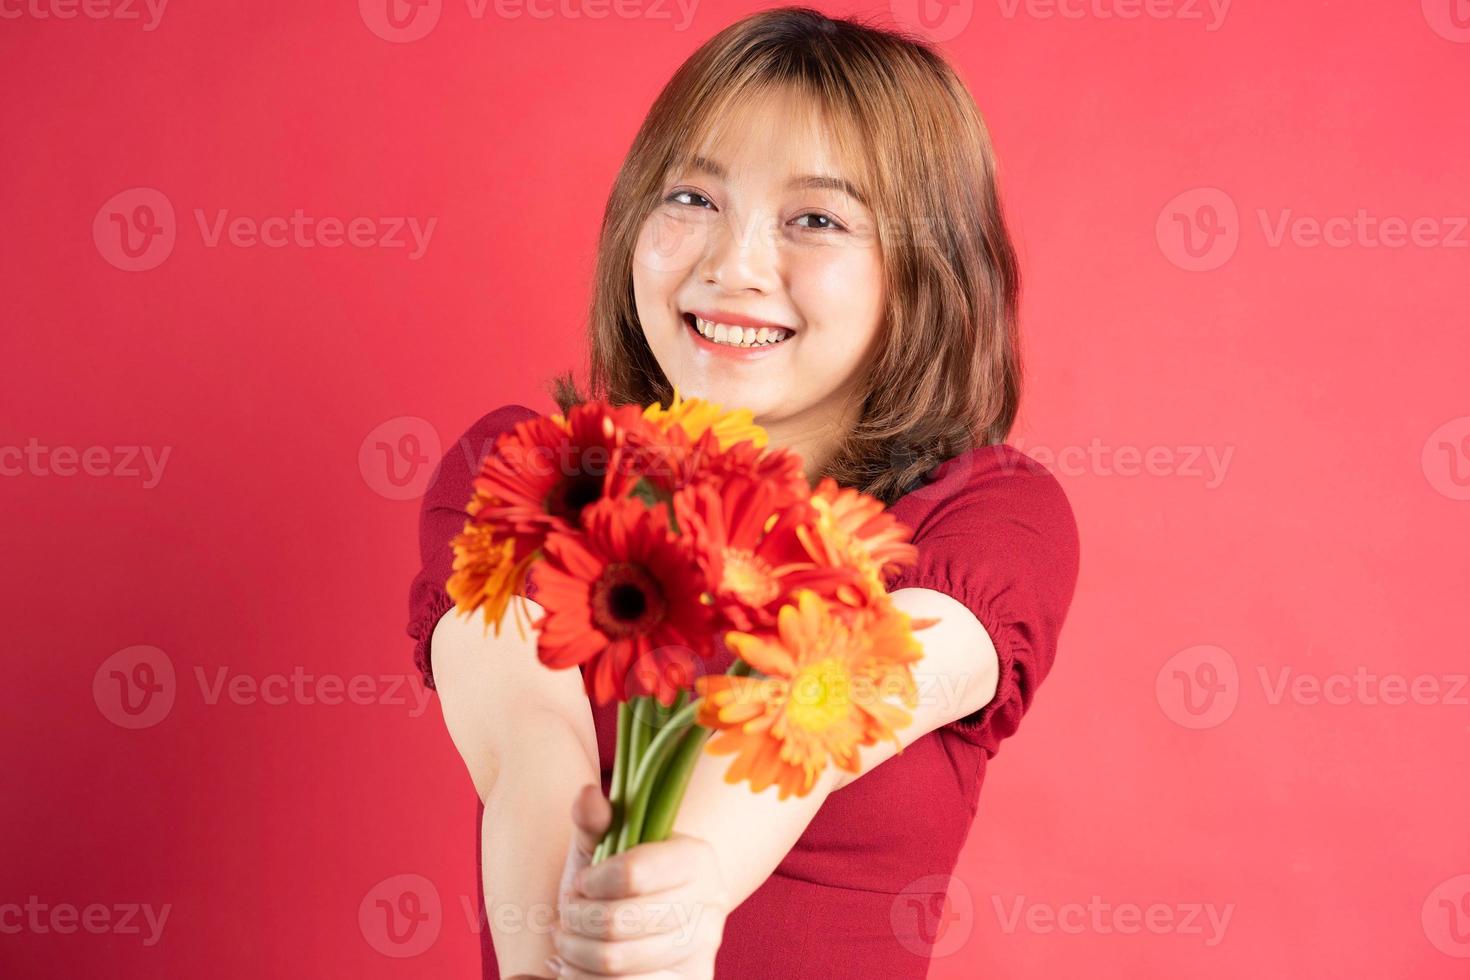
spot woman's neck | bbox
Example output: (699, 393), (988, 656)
(757, 398), (860, 485)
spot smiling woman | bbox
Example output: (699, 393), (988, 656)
(407, 7), (1079, 979)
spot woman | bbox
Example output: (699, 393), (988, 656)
(407, 8), (1080, 978)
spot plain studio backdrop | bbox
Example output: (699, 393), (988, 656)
(2, 1), (1467, 977)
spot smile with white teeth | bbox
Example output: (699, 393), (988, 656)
(689, 314), (793, 348)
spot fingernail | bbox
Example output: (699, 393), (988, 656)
(544, 955), (565, 976)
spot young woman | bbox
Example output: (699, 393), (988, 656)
(407, 8), (1080, 978)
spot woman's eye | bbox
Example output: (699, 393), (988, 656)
(667, 190), (713, 209)
(793, 212), (845, 232)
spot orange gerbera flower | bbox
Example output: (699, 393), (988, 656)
(531, 495), (716, 707)
(695, 590), (926, 800)
(446, 521), (541, 638)
(779, 477), (922, 616)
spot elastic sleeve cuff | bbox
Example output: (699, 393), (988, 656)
(407, 582), (456, 691)
(886, 560), (1027, 757)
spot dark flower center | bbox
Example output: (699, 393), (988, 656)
(609, 584), (646, 620)
(549, 473), (604, 526)
(591, 562), (665, 637)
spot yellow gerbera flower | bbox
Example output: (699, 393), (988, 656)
(642, 385), (768, 451)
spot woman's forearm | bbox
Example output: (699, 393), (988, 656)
(669, 737), (846, 911)
(482, 707), (599, 978)
(428, 602), (601, 977)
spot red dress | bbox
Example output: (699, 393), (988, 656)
(407, 405), (1081, 979)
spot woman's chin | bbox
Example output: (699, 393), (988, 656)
(673, 380), (775, 417)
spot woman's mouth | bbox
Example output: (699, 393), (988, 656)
(683, 312), (794, 351)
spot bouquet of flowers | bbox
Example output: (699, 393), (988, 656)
(445, 389), (937, 865)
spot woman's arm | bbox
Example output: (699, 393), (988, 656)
(668, 586), (998, 909)
(431, 598), (599, 979)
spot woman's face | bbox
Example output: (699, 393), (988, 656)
(632, 88), (885, 445)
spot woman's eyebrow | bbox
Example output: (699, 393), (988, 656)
(687, 154), (869, 208)
(789, 174), (869, 208)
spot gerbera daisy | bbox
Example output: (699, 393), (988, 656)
(696, 590), (926, 799)
(791, 477), (924, 609)
(446, 521), (540, 637)
(673, 474), (825, 633)
(470, 401), (653, 535)
(448, 403), (656, 627)
(530, 495), (716, 707)
(642, 386), (768, 452)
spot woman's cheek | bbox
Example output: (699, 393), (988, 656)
(635, 210), (708, 279)
(792, 262), (884, 367)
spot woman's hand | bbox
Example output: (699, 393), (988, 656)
(547, 784), (729, 979)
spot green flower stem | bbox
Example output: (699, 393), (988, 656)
(640, 722), (712, 843)
(609, 696), (656, 857)
(614, 699), (701, 854)
(593, 700), (635, 865)
(627, 695), (653, 792)
(641, 657), (754, 843)
(652, 688), (685, 728)
(599, 663), (752, 860)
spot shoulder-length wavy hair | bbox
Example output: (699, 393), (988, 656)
(550, 5), (1021, 505)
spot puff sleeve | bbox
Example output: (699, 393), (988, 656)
(884, 445), (1081, 757)
(405, 403), (539, 690)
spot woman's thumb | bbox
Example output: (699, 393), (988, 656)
(567, 783), (613, 872)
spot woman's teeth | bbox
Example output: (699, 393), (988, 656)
(691, 315), (792, 348)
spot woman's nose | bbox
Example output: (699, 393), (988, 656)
(698, 210), (781, 293)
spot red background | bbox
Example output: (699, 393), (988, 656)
(3, 0), (1469, 976)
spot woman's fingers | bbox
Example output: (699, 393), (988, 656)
(560, 883), (710, 940)
(553, 833), (725, 978)
(552, 911), (721, 975)
(575, 836), (713, 901)
(551, 966), (682, 980)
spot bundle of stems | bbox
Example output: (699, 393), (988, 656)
(591, 659), (753, 863)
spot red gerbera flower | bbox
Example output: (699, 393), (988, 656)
(474, 401), (658, 532)
(643, 426), (806, 498)
(674, 472), (828, 633)
(448, 403), (660, 625)
(530, 495), (716, 706)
